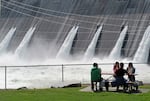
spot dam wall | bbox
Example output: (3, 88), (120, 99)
(0, 0), (150, 62)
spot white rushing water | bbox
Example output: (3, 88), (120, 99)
(83, 25), (102, 61)
(15, 27), (36, 57)
(0, 0), (150, 90)
(109, 26), (128, 60)
(56, 25), (79, 59)
(0, 25), (149, 89)
(0, 59), (149, 89)
(0, 27), (16, 54)
(133, 25), (150, 63)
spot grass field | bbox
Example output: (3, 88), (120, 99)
(0, 85), (150, 101)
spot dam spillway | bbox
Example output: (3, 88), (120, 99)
(0, 0), (149, 64)
(0, 0), (150, 89)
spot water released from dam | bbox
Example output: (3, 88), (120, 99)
(83, 25), (103, 61)
(109, 25), (128, 60)
(0, 27), (16, 54)
(0, 0), (149, 89)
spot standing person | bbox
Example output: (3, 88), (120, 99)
(127, 62), (135, 82)
(91, 63), (102, 91)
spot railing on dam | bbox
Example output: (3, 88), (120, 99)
(0, 63), (149, 89)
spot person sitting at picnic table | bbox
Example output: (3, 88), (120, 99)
(113, 61), (120, 77)
(91, 63), (103, 91)
(126, 63), (139, 91)
(113, 62), (127, 91)
(127, 62), (136, 82)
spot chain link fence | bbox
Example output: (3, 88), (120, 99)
(0, 63), (149, 89)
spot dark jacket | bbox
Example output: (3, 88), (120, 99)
(116, 68), (127, 77)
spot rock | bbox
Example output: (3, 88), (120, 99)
(17, 87), (28, 90)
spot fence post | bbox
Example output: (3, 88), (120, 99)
(62, 64), (64, 82)
(5, 66), (7, 90)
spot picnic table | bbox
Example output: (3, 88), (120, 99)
(101, 73), (140, 92)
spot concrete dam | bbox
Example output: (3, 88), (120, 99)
(0, 0), (150, 64)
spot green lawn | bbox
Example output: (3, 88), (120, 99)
(0, 86), (150, 101)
